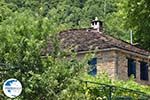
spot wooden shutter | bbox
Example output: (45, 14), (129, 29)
(88, 58), (97, 76)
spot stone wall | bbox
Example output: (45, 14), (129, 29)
(115, 50), (150, 85)
(77, 49), (150, 85)
(96, 50), (117, 78)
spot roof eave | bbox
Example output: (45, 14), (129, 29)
(77, 47), (150, 60)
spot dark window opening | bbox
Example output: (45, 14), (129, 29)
(88, 58), (97, 76)
(140, 62), (148, 81)
(99, 21), (103, 26)
(91, 22), (94, 25)
(95, 21), (97, 25)
(128, 58), (136, 78)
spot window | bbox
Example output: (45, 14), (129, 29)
(91, 22), (94, 25)
(95, 21), (97, 25)
(140, 62), (148, 81)
(88, 58), (97, 76)
(128, 58), (136, 78)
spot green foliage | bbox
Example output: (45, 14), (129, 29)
(1, 0), (150, 49)
(0, 8), (68, 99)
(0, 0), (12, 22)
(0, 0), (150, 100)
(56, 73), (150, 100)
(128, 0), (150, 50)
(117, 0), (150, 50)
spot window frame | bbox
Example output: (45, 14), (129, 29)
(140, 61), (149, 81)
(88, 57), (97, 76)
(127, 58), (136, 78)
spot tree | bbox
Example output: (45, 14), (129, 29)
(0, 9), (85, 99)
(0, 0), (12, 22)
(0, 10), (50, 99)
(1, 0), (150, 99)
(126, 0), (150, 50)
(105, 0), (130, 41)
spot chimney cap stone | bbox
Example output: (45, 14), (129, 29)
(91, 17), (103, 32)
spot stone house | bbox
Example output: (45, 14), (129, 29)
(45, 18), (150, 85)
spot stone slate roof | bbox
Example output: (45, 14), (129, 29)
(45, 29), (150, 56)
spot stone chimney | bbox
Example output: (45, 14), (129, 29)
(91, 17), (103, 32)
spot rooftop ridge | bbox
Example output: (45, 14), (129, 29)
(44, 28), (150, 56)
(59, 28), (150, 55)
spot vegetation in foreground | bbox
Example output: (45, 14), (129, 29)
(0, 0), (150, 99)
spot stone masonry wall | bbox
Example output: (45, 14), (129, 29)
(77, 49), (150, 85)
(96, 50), (117, 78)
(116, 50), (150, 85)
